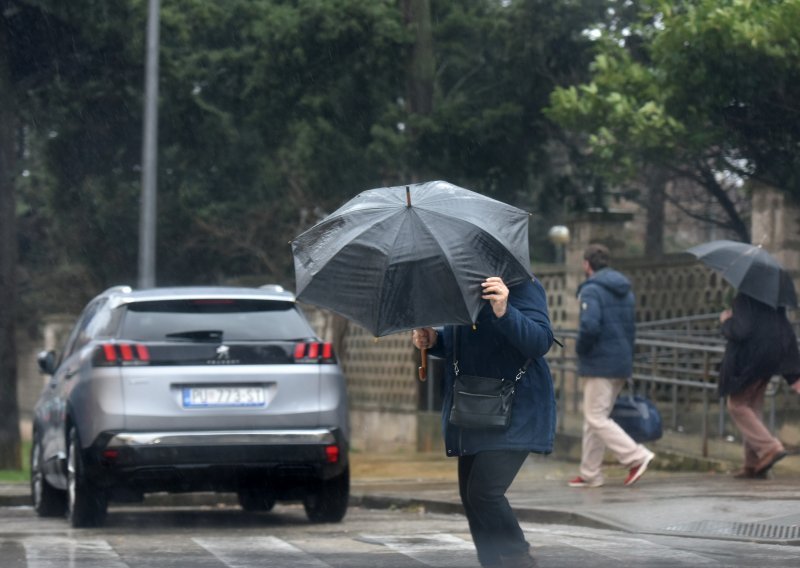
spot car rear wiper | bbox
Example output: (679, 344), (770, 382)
(164, 330), (223, 342)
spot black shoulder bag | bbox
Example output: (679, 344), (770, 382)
(448, 327), (531, 430)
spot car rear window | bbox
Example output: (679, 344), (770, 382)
(118, 299), (315, 342)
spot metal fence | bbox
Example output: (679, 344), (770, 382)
(548, 313), (796, 457)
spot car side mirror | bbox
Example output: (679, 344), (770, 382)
(37, 350), (57, 375)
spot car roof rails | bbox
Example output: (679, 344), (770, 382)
(99, 285), (133, 297)
(259, 284), (295, 298)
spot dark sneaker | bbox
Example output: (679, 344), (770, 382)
(733, 467), (767, 480)
(567, 476), (603, 488)
(500, 550), (539, 568)
(754, 449), (788, 476)
(624, 451), (655, 486)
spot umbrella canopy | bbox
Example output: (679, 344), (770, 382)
(687, 239), (797, 309)
(291, 180), (532, 337)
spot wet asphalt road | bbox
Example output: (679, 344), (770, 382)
(1, 502), (799, 567)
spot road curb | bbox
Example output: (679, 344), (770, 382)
(0, 493), (29, 507)
(350, 493), (624, 533)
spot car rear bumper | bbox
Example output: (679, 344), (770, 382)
(86, 428), (348, 494)
(105, 428), (339, 448)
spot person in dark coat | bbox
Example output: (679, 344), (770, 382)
(719, 292), (800, 478)
(412, 275), (556, 568)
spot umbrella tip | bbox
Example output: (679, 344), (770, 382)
(406, 186), (411, 207)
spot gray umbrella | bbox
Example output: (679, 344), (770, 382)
(687, 239), (797, 309)
(291, 180), (532, 339)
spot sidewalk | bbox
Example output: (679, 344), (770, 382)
(4, 448), (799, 546)
(348, 448), (800, 546)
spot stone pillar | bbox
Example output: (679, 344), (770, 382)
(17, 314), (74, 442)
(564, 210), (635, 328)
(751, 184), (800, 282)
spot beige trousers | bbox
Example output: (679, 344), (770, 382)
(579, 377), (652, 483)
(726, 378), (784, 468)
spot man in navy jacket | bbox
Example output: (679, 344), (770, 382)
(568, 244), (655, 488)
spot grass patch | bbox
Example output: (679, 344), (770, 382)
(0, 441), (31, 483)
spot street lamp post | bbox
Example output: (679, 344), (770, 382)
(138, 0), (160, 289)
(548, 225), (570, 264)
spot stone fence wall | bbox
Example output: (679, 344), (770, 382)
(536, 253), (732, 327)
(16, 315), (74, 439)
(300, 250), (734, 452)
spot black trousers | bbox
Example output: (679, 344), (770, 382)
(458, 450), (530, 566)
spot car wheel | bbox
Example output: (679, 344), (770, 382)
(237, 488), (277, 512)
(303, 467), (349, 523)
(30, 435), (67, 517)
(67, 427), (108, 528)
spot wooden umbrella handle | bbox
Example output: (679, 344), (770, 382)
(418, 347), (428, 381)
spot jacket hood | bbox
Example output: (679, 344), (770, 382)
(578, 268), (632, 297)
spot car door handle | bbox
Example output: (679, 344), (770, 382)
(65, 368), (78, 379)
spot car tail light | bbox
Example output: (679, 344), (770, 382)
(294, 341), (336, 364)
(102, 449), (119, 460)
(93, 342), (151, 366)
(325, 444), (340, 464)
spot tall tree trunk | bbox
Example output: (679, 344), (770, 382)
(644, 169), (666, 257)
(0, 22), (22, 470)
(402, 0), (434, 183)
(403, 0), (434, 116)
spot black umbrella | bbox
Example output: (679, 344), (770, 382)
(291, 181), (532, 377)
(687, 239), (797, 309)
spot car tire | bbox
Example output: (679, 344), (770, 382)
(67, 427), (108, 528)
(303, 467), (349, 523)
(237, 488), (277, 512)
(30, 435), (67, 517)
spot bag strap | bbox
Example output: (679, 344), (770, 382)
(453, 326), (531, 382)
(618, 377), (638, 402)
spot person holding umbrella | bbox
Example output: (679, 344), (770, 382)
(412, 275), (556, 568)
(719, 292), (800, 478)
(686, 239), (800, 477)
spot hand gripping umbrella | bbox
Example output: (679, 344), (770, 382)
(291, 180), (532, 379)
(687, 239), (797, 309)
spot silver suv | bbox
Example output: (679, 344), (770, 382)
(31, 285), (350, 527)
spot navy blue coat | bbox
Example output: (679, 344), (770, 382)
(576, 268), (635, 378)
(429, 278), (557, 457)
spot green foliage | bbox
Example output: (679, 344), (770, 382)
(9, 0), (410, 297)
(5, 0), (628, 313)
(548, 0), (800, 224)
(152, 0), (409, 285)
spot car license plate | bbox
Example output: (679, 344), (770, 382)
(182, 386), (266, 408)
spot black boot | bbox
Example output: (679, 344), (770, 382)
(500, 550), (538, 568)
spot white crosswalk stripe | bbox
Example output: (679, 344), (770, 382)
(524, 525), (721, 566)
(10, 528), (737, 567)
(193, 536), (333, 568)
(23, 536), (128, 568)
(358, 532), (478, 567)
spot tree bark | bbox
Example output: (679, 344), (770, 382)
(403, 0), (435, 117)
(0, 21), (22, 469)
(644, 168), (666, 257)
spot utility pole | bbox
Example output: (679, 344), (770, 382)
(138, 0), (160, 288)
